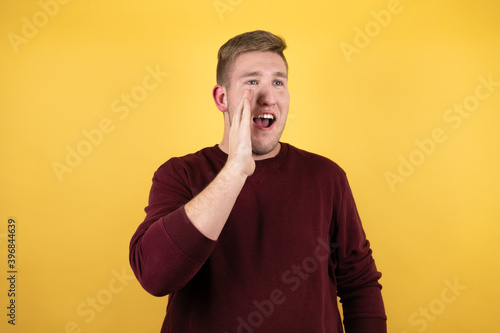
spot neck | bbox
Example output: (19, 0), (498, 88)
(217, 142), (281, 161)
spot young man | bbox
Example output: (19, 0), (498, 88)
(130, 30), (387, 332)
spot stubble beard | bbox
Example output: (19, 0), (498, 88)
(251, 135), (280, 156)
(226, 100), (286, 157)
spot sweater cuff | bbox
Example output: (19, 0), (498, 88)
(161, 205), (217, 263)
(344, 317), (387, 333)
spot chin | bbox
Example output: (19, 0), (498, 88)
(251, 140), (280, 157)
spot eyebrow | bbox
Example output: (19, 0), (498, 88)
(239, 71), (288, 79)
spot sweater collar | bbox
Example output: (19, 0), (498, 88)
(211, 142), (289, 168)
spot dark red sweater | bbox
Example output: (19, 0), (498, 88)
(129, 143), (386, 332)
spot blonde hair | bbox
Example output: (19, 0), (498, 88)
(216, 30), (288, 88)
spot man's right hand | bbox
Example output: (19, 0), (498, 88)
(185, 90), (255, 240)
(227, 89), (255, 179)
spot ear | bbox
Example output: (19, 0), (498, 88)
(212, 84), (228, 112)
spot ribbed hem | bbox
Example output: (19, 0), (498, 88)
(344, 317), (387, 333)
(209, 142), (289, 167)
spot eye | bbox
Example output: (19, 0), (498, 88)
(274, 80), (284, 86)
(246, 80), (258, 85)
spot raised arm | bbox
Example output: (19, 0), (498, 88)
(185, 89), (255, 240)
(129, 90), (255, 296)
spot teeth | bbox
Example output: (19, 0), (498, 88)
(257, 114), (274, 119)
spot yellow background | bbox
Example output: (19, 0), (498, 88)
(1, 0), (499, 332)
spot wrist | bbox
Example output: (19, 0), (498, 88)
(221, 160), (250, 182)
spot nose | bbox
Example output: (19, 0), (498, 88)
(255, 82), (276, 107)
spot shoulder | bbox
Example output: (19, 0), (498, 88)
(155, 145), (223, 179)
(285, 143), (346, 177)
(281, 143), (351, 196)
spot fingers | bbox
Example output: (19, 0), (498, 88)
(232, 94), (245, 125)
(241, 90), (254, 125)
(243, 89), (254, 102)
(232, 89), (254, 127)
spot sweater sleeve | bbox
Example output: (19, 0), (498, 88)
(333, 174), (387, 332)
(129, 159), (217, 297)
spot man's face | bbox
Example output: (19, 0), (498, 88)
(226, 51), (290, 157)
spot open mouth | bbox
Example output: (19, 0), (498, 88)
(252, 114), (275, 129)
